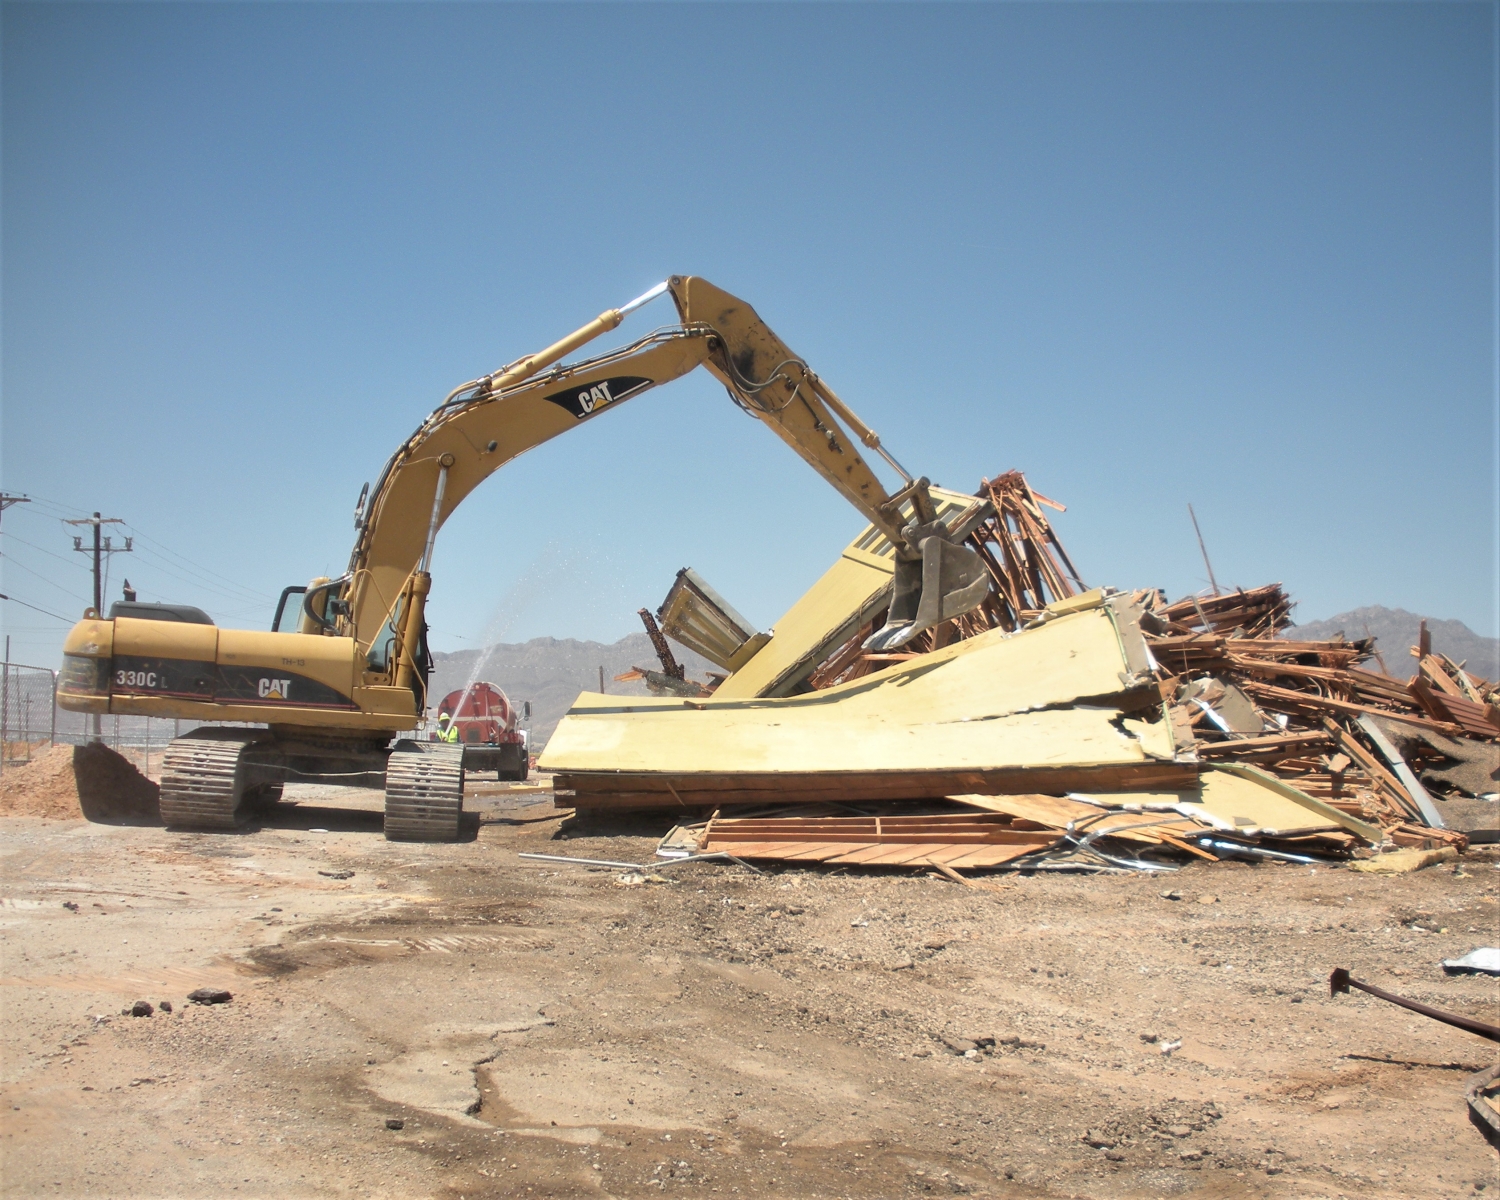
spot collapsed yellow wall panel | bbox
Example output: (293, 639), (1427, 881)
(1072, 765), (1381, 842)
(712, 486), (979, 700)
(544, 705), (1158, 776)
(710, 551), (892, 699)
(540, 604), (1171, 778)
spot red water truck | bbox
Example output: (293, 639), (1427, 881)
(433, 682), (529, 781)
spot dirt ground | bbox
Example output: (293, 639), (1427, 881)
(2, 775), (1498, 1199)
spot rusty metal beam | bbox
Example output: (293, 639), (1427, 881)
(1330, 968), (1500, 1043)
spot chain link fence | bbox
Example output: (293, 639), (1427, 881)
(0, 662), (212, 774)
(1, 665), (56, 765)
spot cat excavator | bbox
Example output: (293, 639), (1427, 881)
(57, 277), (991, 841)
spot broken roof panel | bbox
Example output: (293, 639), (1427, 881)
(541, 596), (1196, 807)
(712, 486), (977, 700)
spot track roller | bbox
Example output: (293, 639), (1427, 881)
(384, 740), (465, 842)
(159, 729), (267, 830)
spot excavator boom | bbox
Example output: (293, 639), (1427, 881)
(57, 276), (989, 841)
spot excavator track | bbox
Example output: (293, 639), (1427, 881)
(159, 730), (264, 830)
(384, 741), (464, 842)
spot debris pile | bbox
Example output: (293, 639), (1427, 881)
(660, 758), (1380, 873)
(0, 742), (159, 822)
(547, 589), (1195, 820)
(803, 471), (1085, 689)
(1138, 586), (1491, 851)
(542, 470), (1496, 875)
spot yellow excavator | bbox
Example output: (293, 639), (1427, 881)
(57, 277), (991, 840)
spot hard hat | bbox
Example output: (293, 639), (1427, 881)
(438, 711), (451, 720)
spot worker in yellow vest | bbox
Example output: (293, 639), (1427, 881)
(436, 711), (459, 743)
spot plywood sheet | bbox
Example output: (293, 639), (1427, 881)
(1067, 765), (1380, 842)
(947, 792), (1200, 843)
(701, 812), (1057, 867)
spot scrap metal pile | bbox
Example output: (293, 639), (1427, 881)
(539, 470), (1496, 875)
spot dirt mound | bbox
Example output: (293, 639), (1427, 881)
(0, 745), (82, 817)
(0, 743), (159, 822)
(75, 742), (160, 821)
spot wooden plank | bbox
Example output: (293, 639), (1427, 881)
(702, 815), (1056, 847)
(1241, 681), (1462, 735)
(945, 843), (1050, 867)
(780, 843), (857, 862)
(1356, 714), (1448, 829)
(1229, 639), (1364, 663)
(1229, 655), (1415, 701)
(704, 819), (1042, 833)
(946, 792), (1103, 826)
(1155, 831), (1218, 860)
(1195, 731), (1334, 758)
(697, 839), (1054, 867)
(951, 792), (1203, 843)
(1319, 718), (1422, 823)
(834, 843), (935, 865)
(747, 841), (845, 861)
(554, 761), (1201, 811)
(1410, 677), (1500, 735)
(856, 844), (950, 865)
(701, 809), (1062, 867)
(707, 814), (1024, 830)
(928, 861), (981, 887)
(1418, 655), (1468, 698)
(706, 830), (1041, 845)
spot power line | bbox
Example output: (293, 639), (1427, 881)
(125, 543), (267, 606)
(4, 527), (263, 619)
(0, 531), (94, 574)
(0, 556), (91, 603)
(18, 491), (273, 612)
(0, 593), (73, 623)
(8, 493), (88, 523)
(20, 492), (268, 599)
(121, 523), (269, 602)
(122, 548), (269, 612)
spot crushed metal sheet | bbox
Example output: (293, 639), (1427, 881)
(1442, 948), (1500, 976)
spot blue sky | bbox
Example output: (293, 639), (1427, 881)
(2, 1), (1494, 670)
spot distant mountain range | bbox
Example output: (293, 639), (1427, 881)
(432, 604), (1497, 750)
(1283, 606), (1497, 681)
(428, 633), (716, 748)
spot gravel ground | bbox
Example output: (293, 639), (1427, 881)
(2, 782), (1497, 1198)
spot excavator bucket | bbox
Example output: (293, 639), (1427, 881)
(864, 534), (989, 651)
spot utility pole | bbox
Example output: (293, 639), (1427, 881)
(65, 512), (131, 614)
(64, 512), (131, 741)
(0, 497), (27, 767)
(2, 634), (9, 776)
(0, 494), (30, 533)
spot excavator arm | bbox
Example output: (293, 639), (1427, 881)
(666, 276), (912, 533)
(54, 274), (993, 843)
(336, 325), (713, 683)
(318, 276), (987, 698)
